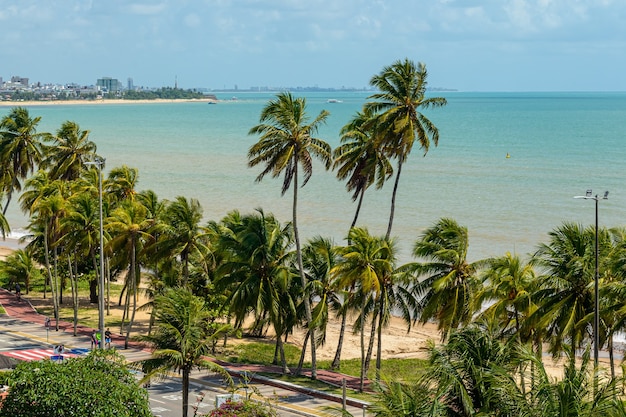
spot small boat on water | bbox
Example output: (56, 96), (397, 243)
(327, 99), (343, 103)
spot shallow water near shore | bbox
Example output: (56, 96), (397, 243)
(3, 91), (626, 263)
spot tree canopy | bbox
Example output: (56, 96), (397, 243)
(0, 350), (152, 417)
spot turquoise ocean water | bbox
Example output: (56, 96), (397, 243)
(3, 91), (626, 263)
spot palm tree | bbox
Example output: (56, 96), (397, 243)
(478, 252), (538, 338)
(0, 107), (48, 215)
(0, 211), (9, 238)
(42, 120), (97, 181)
(410, 217), (483, 341)
(107, 199), (153, 348)
(331, 227), (385, 391)
(530, 222), (596, 357)
(155, 196), (209, 287)
(105, 165), (138, 204)
(300, 236), (341, 371)
(214, 209), (296, 374)
(0, 248), (38, 293)
(365, 59), (447, 239)
(248, 92), (332, 379)
(139, 287), (232, 417)
(333, 107), (393, 231)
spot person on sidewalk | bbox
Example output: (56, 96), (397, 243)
(105, 328), (112, 349)
(14, 283), (21, 301)
(91, 330), (99, 350)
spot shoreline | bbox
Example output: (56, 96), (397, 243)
(0, 98), (218, 107)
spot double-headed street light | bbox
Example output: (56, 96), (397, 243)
(86, 157), (106, 349)
(574, 189), (608, 368)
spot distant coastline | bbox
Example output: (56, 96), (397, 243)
(0, 98), (218, 107)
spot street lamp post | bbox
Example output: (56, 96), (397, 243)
(574, 189), (608, 368)
(86, 157), (106, 349)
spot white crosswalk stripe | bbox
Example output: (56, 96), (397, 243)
(0, 348), (77, 361)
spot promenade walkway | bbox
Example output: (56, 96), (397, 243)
(0, 288), (371, 416)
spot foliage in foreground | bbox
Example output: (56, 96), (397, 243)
(0, 349), (151, 417)
(207, 399), (277, 417)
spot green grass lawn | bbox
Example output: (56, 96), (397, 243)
(219, 340), (426, 387)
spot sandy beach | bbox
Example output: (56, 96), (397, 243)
(0, 98), (217, 107)
(0, 241), (592, 379)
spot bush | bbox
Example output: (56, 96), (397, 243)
(208, 399), (277, 417)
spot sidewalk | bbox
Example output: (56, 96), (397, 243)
(0, 288), (371, 416)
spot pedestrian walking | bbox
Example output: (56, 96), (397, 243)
(14, 283), (21, 301)
(105, 328), (112, 349)
(91, 330), (99, 350)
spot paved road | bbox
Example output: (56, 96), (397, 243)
(0, 315), (367, 416)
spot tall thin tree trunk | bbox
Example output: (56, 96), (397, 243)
(125, 241), (138, 349)
(350, 189), (366, 231)
(68, 256), (78, 336)
(359, 297), (367, 392)
(385, 161), (403, 240)
(331, 309), (348, 370)
(363, 307), (378, 377)
(296, 330), (310, 375)
(182, 367), (190, 417)
(292, 167), (316, 379)
(43, 226), (59, 331)
(375, 297), (385, 381)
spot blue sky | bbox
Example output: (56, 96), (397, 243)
(1, 0), (625, 91)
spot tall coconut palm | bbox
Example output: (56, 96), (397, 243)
(365, 59), (447, 239)
(139, 287), (232, 417)
(0, 107), (48, 215)
(0, 248), (37, 293)
(107, 199), (153, 348)
(154, 196), (208, 287)
(248, 92), (331, 379)
(0, 211), (9, 238)
(333, 107), (393, 231)
(478, 252), (538, 338)
(331, 227), (386, 391)
(299, 236), (341, 371)
(105, 165), (138, 204)
(215, 209), (296, 374)
(530, 222), (596, 358)
(42, 120), (97, 181)
(410, 217), (483, 342)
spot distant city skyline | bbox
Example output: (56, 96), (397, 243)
(1, 1), (625, 92)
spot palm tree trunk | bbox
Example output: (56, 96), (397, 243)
(375, 297), (385, 381)
(350, 189), (366, 231)
(296, 329), (310, 375)
(330, 309), (348, 370)
(364, 307), (378, 377)
(359, 297), (366, 392)
(609, 334), (615, 378)
(125, 241), (138, 349)
(182, 366), (190, 417)
(68, 256), (78, 336)
(43, 226), (59, 330)
(292, 167), (317, 379)
(385, 160), (403, 240)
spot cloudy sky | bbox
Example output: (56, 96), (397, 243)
(1, 0), (624, 91)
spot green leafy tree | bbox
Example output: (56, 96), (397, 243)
(0, 248), (38, 293)
(0, 107), (48, 215)
(531, 222), (597, 358)
(215, 209), (296, 374)
(366, 59), (447, 239)
(333, 107), (393, 231)
(139, 287), (232, 417)
(248, 92), (332, 379)
(42, 120), (97, 181)
(0, 349), (151, 417)
(411, 217), (483, 341)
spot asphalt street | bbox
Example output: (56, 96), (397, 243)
(0, 316), (366, 417)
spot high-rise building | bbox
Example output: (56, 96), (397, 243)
(96, 77), (122, 92)
(10, 76), (28, 86)
(127, 77), (134, 91)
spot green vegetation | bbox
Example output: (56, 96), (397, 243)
(0, 350), (151, 417)
(2, 58), (626, 416)
(123, 87), (205, 100)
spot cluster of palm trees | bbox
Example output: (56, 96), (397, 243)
(3, 59), (626, 417)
